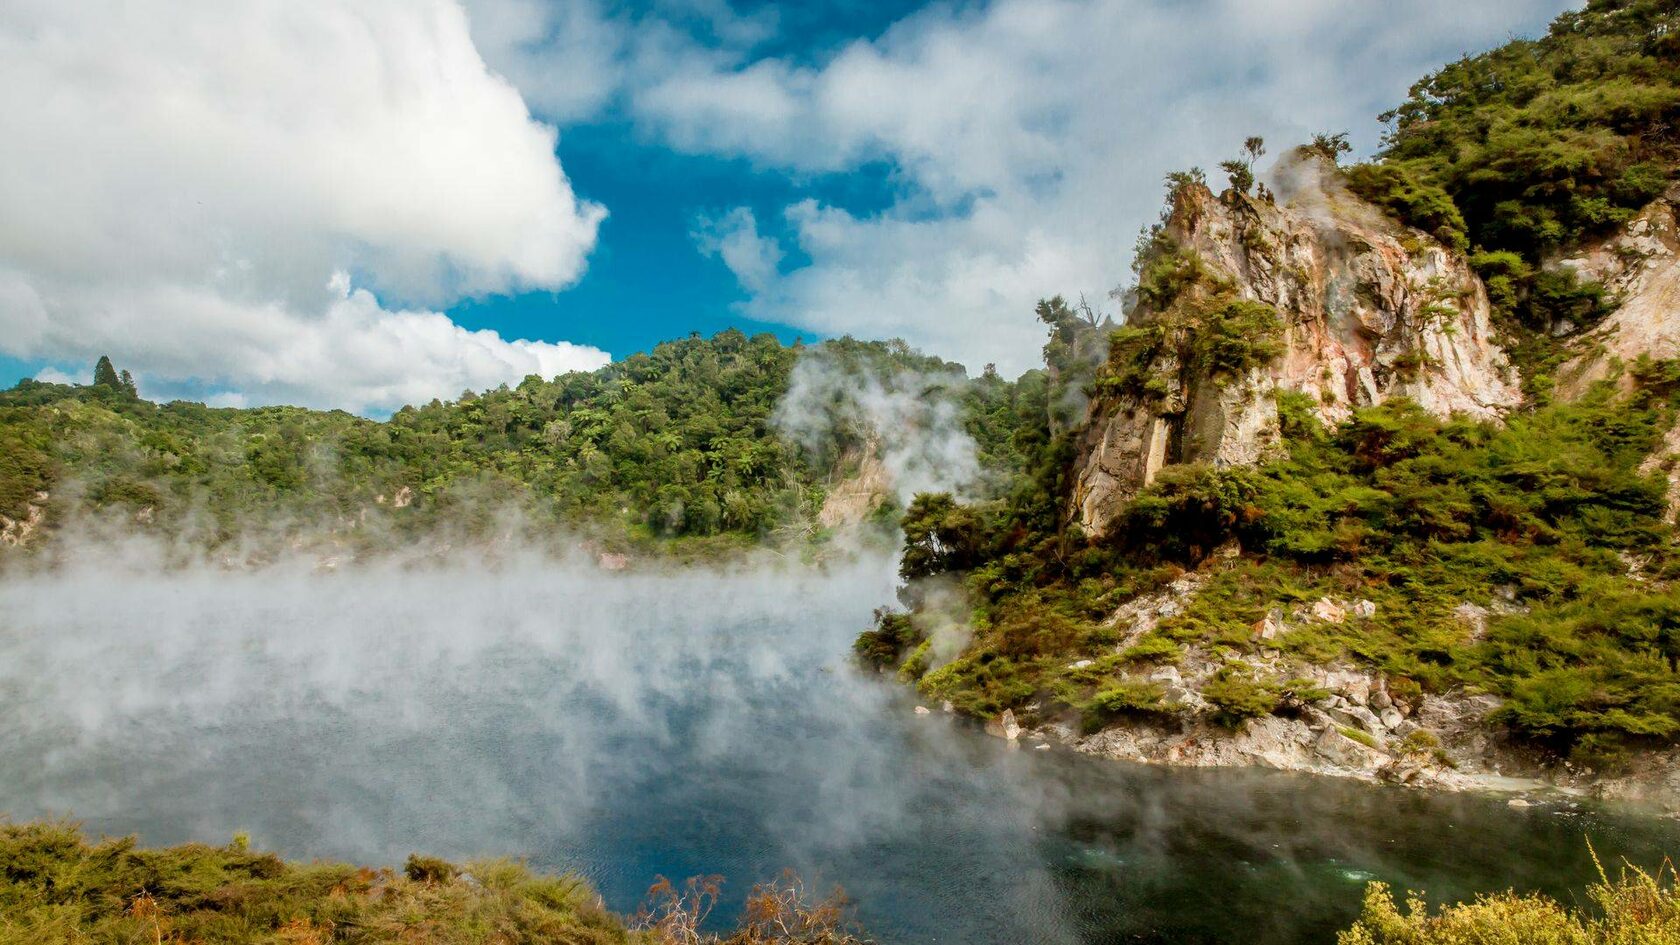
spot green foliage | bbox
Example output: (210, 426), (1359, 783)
(91, 356), (120, 390)
(1380, 0), (1680, 260)
(0, 331), (1044, 559)
(854, 609), (923, 670)
(1084, 679), (1169, 729)
(0, 820), (633, 945)
(899, 493), (988, 580)
(1201, 663), (1284, 725)
(1344, 163), (1469, 252)
(1340, 859), (1680, 945)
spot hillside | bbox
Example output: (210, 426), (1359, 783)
(859, 0), (1680, 806)
(0, 333), (1045, 563)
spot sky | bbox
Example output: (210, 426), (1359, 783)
(0, 0), (1577, 415)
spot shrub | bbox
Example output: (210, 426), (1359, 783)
(1344, 163), (1469, 252)
(1339, 858), (1680, 945)
(1202, 664), (1282, 725)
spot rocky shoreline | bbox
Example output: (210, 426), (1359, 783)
(941, 676), (1680, 814)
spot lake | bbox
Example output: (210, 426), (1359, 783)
(1, 550), (1674, 943)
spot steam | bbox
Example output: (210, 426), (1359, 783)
(1, 537), (1670, 942)
(0, 539), (1086, 941)
(772, 346), (984, 504)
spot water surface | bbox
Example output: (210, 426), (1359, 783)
(1, 552), (1673, 943)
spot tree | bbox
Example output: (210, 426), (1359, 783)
(118, 369), (138, 398)
(92, 355), (120, 389)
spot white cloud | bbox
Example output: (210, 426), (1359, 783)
(624, 0), (1577, 374)
(0, 0), (608, 412)
(693, 207), (785, 294)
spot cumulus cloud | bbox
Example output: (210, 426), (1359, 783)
(624, 0), (1575, 374)
(0, 0), (608, 413)
(693, 207), (785, 294)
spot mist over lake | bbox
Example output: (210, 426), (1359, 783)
(3, 549), (1674, 944)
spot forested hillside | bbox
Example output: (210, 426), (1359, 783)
(861, 0), (1680, 791)
(0, 331), (1045, 560)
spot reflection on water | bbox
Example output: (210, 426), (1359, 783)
(1, 553), (1675, 944)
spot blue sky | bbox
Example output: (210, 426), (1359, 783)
(0, 0), (1576, 411)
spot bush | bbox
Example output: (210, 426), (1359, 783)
(1202, 664), (1282, 725)
(1344, 163), (1469, 252)
(1339, 858), (1680, 945)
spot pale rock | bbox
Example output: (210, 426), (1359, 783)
(1453, 602), (1491, 639)
(1352, 599), (1378, 619)
(1069, 659), (1095, 670)
(1311, 598), (1347, 625)
(1000, 709), (1021, 741)
(1327, 703), (1386, 737)
(1314, 728), (1389, 771)
(1149, 666), (1183, 685)
(1252, 610), (1284, 641)
(1380, 707), (1405, 731)
(914, 705), (931, 716)
(1071, 151), (1519, 537)
(1557, 184), (1680, 400)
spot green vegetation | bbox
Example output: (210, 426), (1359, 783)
(0, 820), (633, 945)
(858, 0), (1680, 773)
(0, 822), (868, 945)
(1354, 0), (1680, 378)
(1340, 858), (1680, 944)
(874, 364), (1680, 759)
(0, 334), (1043, 560)
(1378, 0), (1679, 262)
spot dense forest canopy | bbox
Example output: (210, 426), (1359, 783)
(0, 331), (1050, 558)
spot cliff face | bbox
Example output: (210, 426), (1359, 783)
(1073, 155), (1520, 538)
(1555, 184), (1680, 399)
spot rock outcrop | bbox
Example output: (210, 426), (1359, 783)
(1555, 184), (1680, 398)
(1072, 153), (1520, 537)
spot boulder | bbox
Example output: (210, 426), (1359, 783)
(1314, 728), (1389, 771)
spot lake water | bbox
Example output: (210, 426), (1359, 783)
(1, 551), (1674, 944)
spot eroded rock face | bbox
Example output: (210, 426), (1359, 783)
(1555, 184), (1680, 399)
(1073, 154), (1519, 538)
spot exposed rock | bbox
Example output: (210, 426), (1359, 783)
(997, 709), (1021, 741)
(1556, 184), (1680, 399)
(1315, 728), (1389, 771)
(392, 485), (414, 509)
(1105, 569), (1208, 647)
(0, 491), (48, 548)
(1310, 597), (1347, 624)
(1072, 153), (1519, 537)
(914, 705), (931, 716)
(1351, 599), (1377, 619)
(817, 438), (893, 528)
(1326, 703), (1386, 738)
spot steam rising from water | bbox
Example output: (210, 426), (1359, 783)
(0, 545), (1081, 939)
(773, 348), (983, 502)
(3, 544), (1676, 944)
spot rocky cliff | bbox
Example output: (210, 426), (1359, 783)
(1555, 183), (1680, 398)
(1072, 153), (1520, 538)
